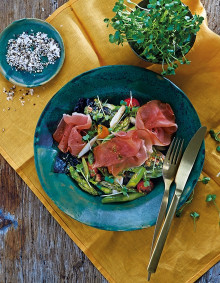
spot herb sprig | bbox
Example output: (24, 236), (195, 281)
(198, 176), (211, 184)
(209, 129), (220, 152)
(190, 211), (200, 231)
(206, 194), (220, 226)
(105, 0), (204, 75)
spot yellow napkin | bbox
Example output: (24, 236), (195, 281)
(0, 0), (220, 282)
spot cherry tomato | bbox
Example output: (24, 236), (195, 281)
(87, 162), (98, 177)
(137, 180), (154, 193)
(124, 98), (140, 108)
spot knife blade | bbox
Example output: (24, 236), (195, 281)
(147, 126), (207, 280)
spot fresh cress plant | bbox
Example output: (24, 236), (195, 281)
(104, 0), (204, 75)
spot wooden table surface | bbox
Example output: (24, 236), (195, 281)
(0, 1), (219, 282)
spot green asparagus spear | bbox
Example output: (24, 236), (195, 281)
(90, 180), (112, 194)
(114, 116), (130, 132)
(102, 192), (145, 204)
(99, 181), (136, 193)
(82, 157), (89, 179)
(126, 167), (146, 188)
(69, 166), (98, 195)
(87, 152), (94, 164)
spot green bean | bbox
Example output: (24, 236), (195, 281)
(126, 167), (146, 188)
(101, 192), (145, 204)
(69, 166), (98, 196)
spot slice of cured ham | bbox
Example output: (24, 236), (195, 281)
(53, 113), (92, 154)
(93, 130), (148, 176)
(135, 100), (177, 145)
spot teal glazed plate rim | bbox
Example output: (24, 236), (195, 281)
(34, 65), (205, 231)
(0, 18), (65, 87)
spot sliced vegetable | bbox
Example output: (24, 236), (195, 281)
(126, 167), (146, 188)
(110, 105), (126, 128)
(90, 180), (112, 194)
(130, 117), (136, 125)
(137, 180), (154, 193)
(82, 157), (89, 179)
(101, 192), (145, 204)
(113, 116), (130, 132)
(124, 97), (140, 108)
(78, 135), (98, 158)
(98, 125), (109, 138)
(87, 162), (98, 177)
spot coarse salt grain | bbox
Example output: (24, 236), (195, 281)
(6, 32), (61, 73)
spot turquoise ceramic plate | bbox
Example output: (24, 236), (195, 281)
(0, 18), (65, 87)
(34, 65), (205, 231)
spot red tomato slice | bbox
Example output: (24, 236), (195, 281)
(124, 98), (140, 108)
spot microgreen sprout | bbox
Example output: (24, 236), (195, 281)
(198, 176), (211, 184)
(190, 211), (200, 232)
(76, 162), (92, 188)
(209, 129), (220, 142)
(209, 129), (220, 152)
(105, 0), (204, 75)
(176, 190), (194, 217)
(82, 134), (90, 141)
(206, 194), (220, 226)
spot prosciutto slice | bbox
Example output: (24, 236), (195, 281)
(135, 100), (177, 145)
(53, 113), (92, 155)
(93, 130), (148, 176)
(93, 100), (177, 176)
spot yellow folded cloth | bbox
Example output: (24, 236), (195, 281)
(0, 0), (220, 282)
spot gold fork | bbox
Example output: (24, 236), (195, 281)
(149, 138), (184, 258)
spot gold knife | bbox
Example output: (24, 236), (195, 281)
(147, 126), (207, 280)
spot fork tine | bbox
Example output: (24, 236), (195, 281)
(164, 137), (175, 163)
(169, 138), (179, 163)
(171, 138), (181, 164)
(174, 139), (184, 164)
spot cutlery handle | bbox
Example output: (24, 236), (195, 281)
(147, 193), (180, 274)
(150, 183), (170, 255)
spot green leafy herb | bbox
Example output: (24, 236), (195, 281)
(216, 146), (220, 152)
(206, 194), (220, 226)
(120, 100), (127, 106)
(104, 176), (115, 184)
(144, 180), (150, 187)
(121, 186), (128, 196)
(209, 129), (220, 142)
(199, 176), (211, 184)
(82, 134), (90, 141)
(190, 211), (200, 231)
(176, 190), (194, 217)
(76, 163), (83, 173)
(105, 0), (204, 75)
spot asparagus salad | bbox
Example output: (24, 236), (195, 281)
(53, 95), (178, 204)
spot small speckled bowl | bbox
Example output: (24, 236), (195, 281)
(0, 18), (65, 87)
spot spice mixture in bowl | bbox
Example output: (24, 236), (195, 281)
(0, 18), (65, 87)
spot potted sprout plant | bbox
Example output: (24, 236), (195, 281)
(104, 0), (204, 75)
